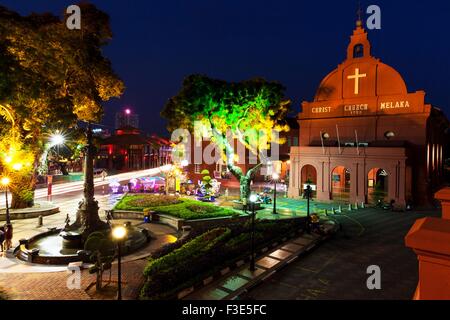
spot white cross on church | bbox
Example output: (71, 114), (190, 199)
(347, 68), (367, 95)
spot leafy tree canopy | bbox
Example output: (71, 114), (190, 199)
(162, 74), (291, 200)
(0, 3), (124, 208)
(162, 74), (291, 160)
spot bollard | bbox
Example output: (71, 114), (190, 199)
(348, 203), (352, 211)
(355, 202), (359, 210)
(361, 202), (365, 209)
(37, 215), (43, 227)
(325, 209), (328, 216)
(332, 207), (336, 214)
(338, 205), (342, 213)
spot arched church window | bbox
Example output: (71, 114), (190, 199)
(353, 44), (364, 58)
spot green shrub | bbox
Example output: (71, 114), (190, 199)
(140, 218), (305, 299)
(141, 227), (232, 299)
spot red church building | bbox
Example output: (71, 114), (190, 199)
(288, 19), (449, 207)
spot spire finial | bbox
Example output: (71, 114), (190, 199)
(356, 1), (363, 27)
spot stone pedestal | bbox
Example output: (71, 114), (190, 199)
(436, 188), (450, 220)
(405, 187), (450, 300)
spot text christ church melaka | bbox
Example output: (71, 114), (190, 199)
(288, 19), (448, 208)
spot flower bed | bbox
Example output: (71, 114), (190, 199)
(140, 219), (305, 299)
(114, 194), (182, 211)
(114, 194), (238, 220)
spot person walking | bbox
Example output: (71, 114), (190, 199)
(101, 170), (108, 181)
(0, 226), (5, 254)
(3, 224), (13, 252)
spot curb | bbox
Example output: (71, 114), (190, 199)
(175, 227), (306, 300)
(227, 226), (337, 300)
(183, 220), (339, 300)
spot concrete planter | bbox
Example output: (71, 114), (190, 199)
(0, 202), (59, 221)
(111, 209), (249, 231)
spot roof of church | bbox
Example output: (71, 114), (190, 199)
(313, 21), (409, 102)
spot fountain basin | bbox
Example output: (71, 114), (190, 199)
(15, 225), (151, 265)
(60, 231), (83, 250)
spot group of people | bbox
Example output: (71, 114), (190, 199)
(0, 224), (13, 255)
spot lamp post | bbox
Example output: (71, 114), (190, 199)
(249, 194), (258, 272)
(50, 132), (65, 176)
(112, 225), (127, 300)
(1, 177), (11, 224)
(125, 108), (131, 126)
(304, 184), (312, 234)
(272, 172), (279, 214)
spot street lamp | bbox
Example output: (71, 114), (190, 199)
(272, 172), (279, 214)
(12, 163), (23, 171)
(1, 177), (11, 224)
(249, 193), (258, 272)
(112, 225), (127, 300)
(50, 132), (66, 174)
(304, 184), (312, 234)
(124, 108), (131, 127)
(50, 133), (65, 147)
(180, 159), (189, 167)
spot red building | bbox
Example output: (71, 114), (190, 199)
(97, 126), (172, 172)
(288, 19), (449, 207)
(183, 118), (299, 189)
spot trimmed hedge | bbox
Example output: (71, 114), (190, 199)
(114, 194), (238, 220)
(140, 219), (305, 299)
(141, 228), (231, 299)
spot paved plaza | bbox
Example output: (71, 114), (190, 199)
(256, 196), (343, 220)
(0, 189), (442, 300)
(241, 206), (441, 300)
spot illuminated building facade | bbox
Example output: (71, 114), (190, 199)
(288, 20), (449, 207)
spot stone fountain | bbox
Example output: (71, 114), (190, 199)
(16, 123), (150, 264)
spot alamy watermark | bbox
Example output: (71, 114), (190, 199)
(170, 121), (281, 172)
(66, 5), (81, 30)
(366, 5), (381, 30)
(366, 265), (381, 290)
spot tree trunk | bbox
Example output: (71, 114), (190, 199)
(68, 124), (109, 240)
(240, 175), (251, 201)
(59, 162), (69, 176)
(10, 171), (37, 209)
(10, 194), (32, 209)
(210, 126), (262, 201)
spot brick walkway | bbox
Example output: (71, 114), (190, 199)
(0, 223), (177, 300)
(0, 258), (148, 300)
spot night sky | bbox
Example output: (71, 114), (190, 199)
(2, 0), (450, 136)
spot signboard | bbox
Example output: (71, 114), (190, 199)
(303, 184), (317, 191)
(302, 91), (425, 120)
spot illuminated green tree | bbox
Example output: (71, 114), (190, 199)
(0, 4), (124, 208)
(161, 75), (291, 201)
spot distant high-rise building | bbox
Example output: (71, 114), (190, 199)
(115, 108), (139, 129)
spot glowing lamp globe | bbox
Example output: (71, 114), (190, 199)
(249, 194), (258, 203)
(272, 173), (279, 180)
(125, 109), (131, 115)
(12, 163), (23, 171)
(51, 134), (65, 146)
(181, 159), (189, 167)
(112, 226), (127, 240)
(1, 177), (11, 187)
